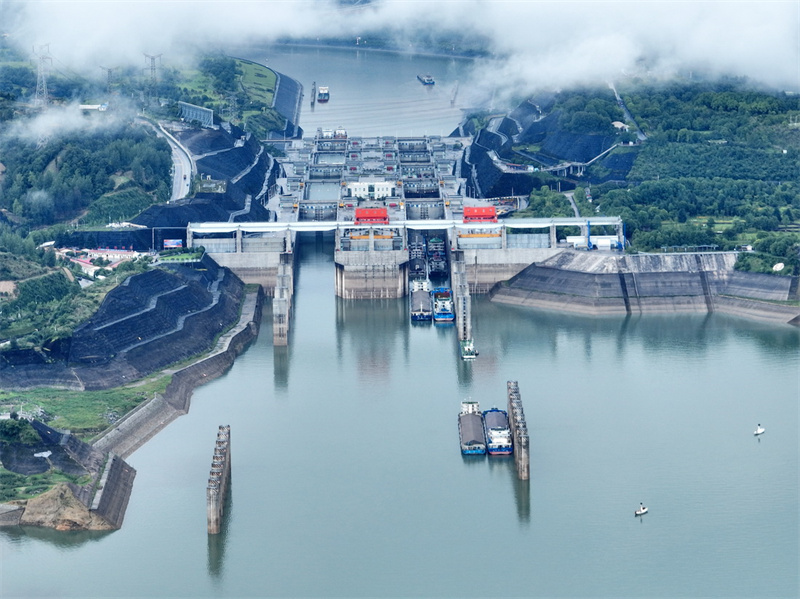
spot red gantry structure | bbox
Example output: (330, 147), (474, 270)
(462, 206), (498, 223)
(354, 207), (390, 225)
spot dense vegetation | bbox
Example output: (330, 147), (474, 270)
(512, 79), (800, 270)
(0, 414), (40, 444)
(0, 127), (172, 228)
(555, 88), (626, 136)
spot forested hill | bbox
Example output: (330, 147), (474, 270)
(0, 125), (172, 228)
(504, 79), (800, 270)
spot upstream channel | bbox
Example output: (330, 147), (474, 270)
(1, 46), (798, 598)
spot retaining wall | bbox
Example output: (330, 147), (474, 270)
(491, 250), (800, 325)
(91, 291), (262, 459)
(89, 454), (137, 529)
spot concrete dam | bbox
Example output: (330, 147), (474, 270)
(184, 127), (797, 330)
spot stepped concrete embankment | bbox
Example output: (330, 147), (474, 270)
(91, 290), (261, 459)
(0, 256), (248, 391)
(490, 250), (800, 326)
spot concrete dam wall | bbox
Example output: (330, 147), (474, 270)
(490, 250), (800, 326)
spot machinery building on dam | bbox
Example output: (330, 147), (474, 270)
(188, 127), (624, 303)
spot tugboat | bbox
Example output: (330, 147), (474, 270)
(317, 86), (330, 103)
(417, 74), (435, 85)
(459, 339), (478, 360)
(458, 400), (486, 455)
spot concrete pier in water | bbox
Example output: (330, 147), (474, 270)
(207, 425), (231, 534)
(273, 253), (294, 345)
(507, 381), (530, 480)
(451, 250), (472, 340)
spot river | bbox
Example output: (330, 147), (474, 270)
(1, 46), (798, 599)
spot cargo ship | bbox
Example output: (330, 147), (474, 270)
(317, 86), (330, 103)
(458, 400), (486, 455)
(410, 280), (433, 322)
(408, 257), (427, 281)
(432, 287), (455, 322)
(427, 235), (448, 279)
(482, 408), (513, 455)
(417, 74), (435, 85)
(408, 231), (426, 259)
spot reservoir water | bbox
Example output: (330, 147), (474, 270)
(1, 47), (799, 598)
(237, 44), (480, 137)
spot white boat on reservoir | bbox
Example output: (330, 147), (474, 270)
(754, 424), (765, 436)
(635, 504), (648, 517)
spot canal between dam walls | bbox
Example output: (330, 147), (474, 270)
(1, 46), (798, 599)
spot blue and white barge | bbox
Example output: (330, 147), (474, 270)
(432, 287), (455, 322)
(483, 408), (513, 455)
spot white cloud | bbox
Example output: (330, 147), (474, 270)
(7, 0), (799, 93)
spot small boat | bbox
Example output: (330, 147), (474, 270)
(483, 408), (513, 455)
(635, 504), (648, 517)
(754, 424), (765, 436)
(458, 400), (486, 455)
(460, 339), (478, 360)
(417, 74), (435, 85)
(317, 86), (330, 103)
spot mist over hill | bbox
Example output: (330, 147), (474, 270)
(3, 0), (797, 102)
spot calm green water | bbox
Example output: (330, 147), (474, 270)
(2, 234), (797, 598)
(236, 44), (480, 137)
(2, 47), (799, 598)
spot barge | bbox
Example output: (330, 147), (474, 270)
(458, 400), (486, 455)
(410, 280), (433, 321)
(427, 235), (448, 280)
(408, 257), (428, 281)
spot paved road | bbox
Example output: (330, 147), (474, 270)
(136, 118), (194, 202)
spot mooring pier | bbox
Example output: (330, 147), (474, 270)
(273, 252), (294, 345)
(507, 381), (529, 480)
(451, 250), (471, 342)
(207, 425), (231, 534)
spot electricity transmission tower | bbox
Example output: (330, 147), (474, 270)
(99, 65), (118, 94)
(33, 44), (52, 109)
(143, 53), (162, 86)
